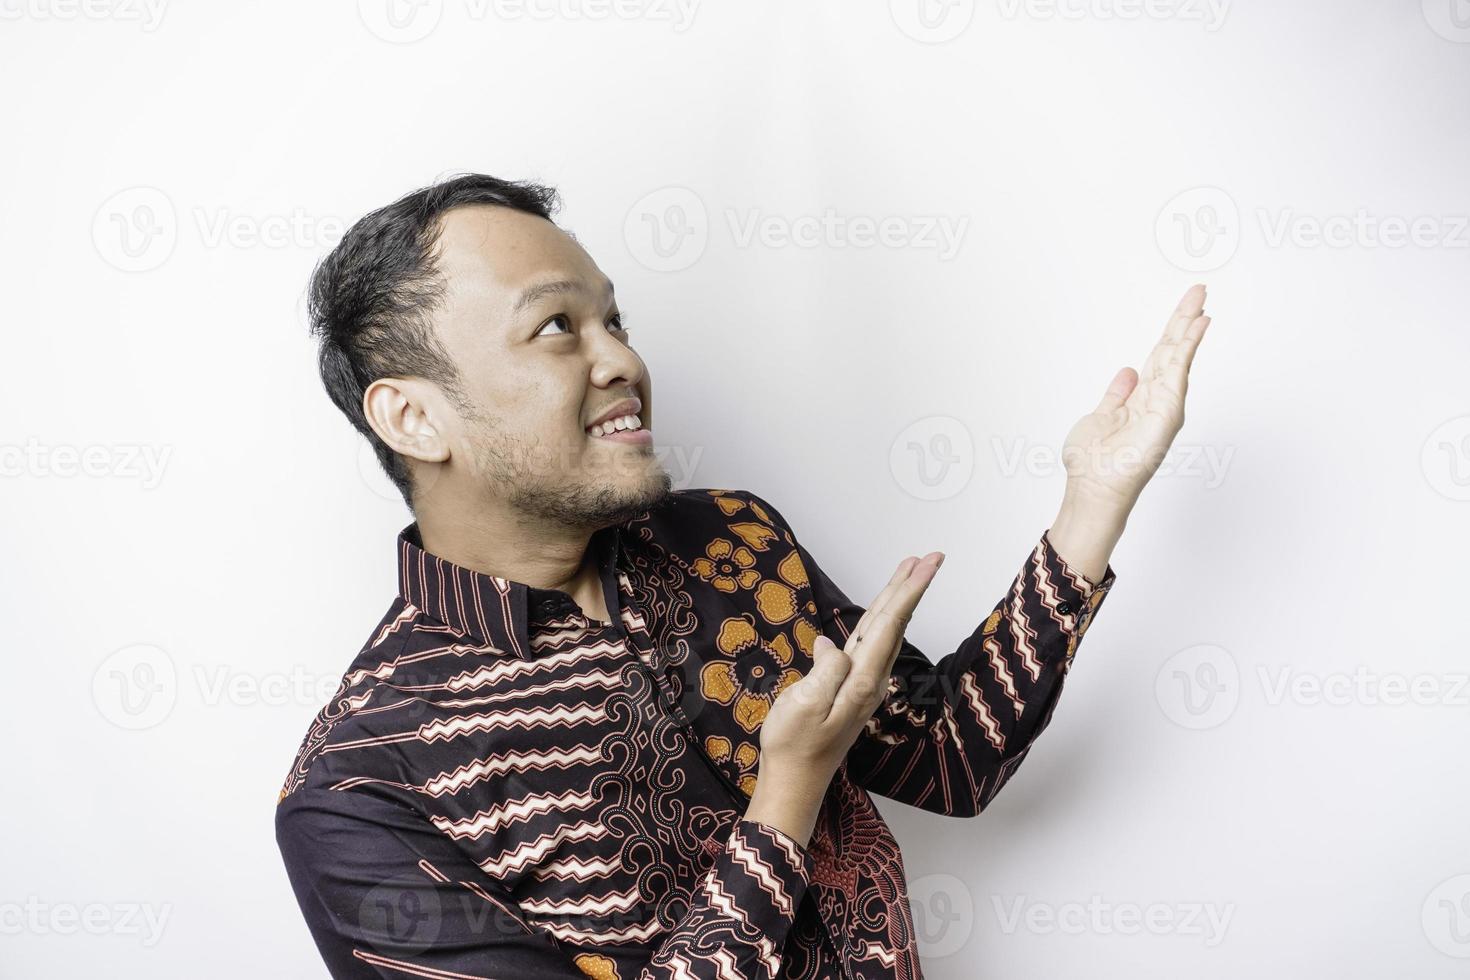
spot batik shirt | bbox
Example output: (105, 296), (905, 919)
(275, 488), (1116, 979)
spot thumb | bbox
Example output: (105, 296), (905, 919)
(1094, 366), (1138, 415)
(803, 635), (852, 710)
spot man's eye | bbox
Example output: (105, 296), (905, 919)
(535, 314), (629, 338)
(535, 315), (572, 337)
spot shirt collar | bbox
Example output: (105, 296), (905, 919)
(396, 521), (627, 660)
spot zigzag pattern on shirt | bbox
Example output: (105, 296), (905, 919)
(433, 643), (624, 692)
(755, 935), (783, 978)
(530, 622), (600, 651)
(342, 658), (402, 689)
(354, 689), (612, 726)
(370, 602), (420, 649)
(478, 821), (608, 877)
(344, 639), (498, 688)
(1007, 577), (1043, 683)
(754, 825), (806, 875)
(373, 669), (625, 711)
(861, 714), (904, 746)
(708, 946), (747, 980)
(517, 886), (642, 917)
(419, 704), (608, 744)
(417, 705), (605, 743)
(424, 743), (603, 797)
(984, 636), (1025, 719)
(661, 951), (696, 980)
(664, 938), (777, 980)
(618, 598), (649, 633)
(320, 703), (607, 753)
(532, 853), (624, 881)
(728, 835), (795, 917)
(703, 874), (754, 933)
(534, 915), (668, 945)
(329, 743), (606, 798)
(431, 787), (600, 840)
(960, 672), (1006, 752)
(1031, 541), (1080, 632)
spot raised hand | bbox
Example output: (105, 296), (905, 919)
(744, 552), (944, 844)
(1059, 284), (1213, 517)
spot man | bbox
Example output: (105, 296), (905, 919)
(275, 173), (1211, 979)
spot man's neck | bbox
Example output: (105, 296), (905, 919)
(415, 506), (611, 625)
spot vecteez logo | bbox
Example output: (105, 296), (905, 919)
(889, 0), (976, 43)
(0, 0), (168, 30)
(92, 187), (347, 272)
(624, 187), (971, 272)
(358, 0), (701, 42)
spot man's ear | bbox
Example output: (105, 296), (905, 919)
(362, 377), (452, 465)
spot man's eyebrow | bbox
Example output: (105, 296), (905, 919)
(511, 277), (616, 315)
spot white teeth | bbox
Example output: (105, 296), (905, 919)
(589, 414), (642, 436)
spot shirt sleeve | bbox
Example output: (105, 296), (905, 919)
(276, 786), (815, 979)
(746, 491), (1117, 818)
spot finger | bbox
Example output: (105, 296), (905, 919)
(1164, 284), (1207, 343)
(843, 556), (921, 656)
(835, 554), (943, 714)
(803, 635), (852, 719)
(835, 612), (917, 717)
(1162, 314), (1211, 391)
(1129, 319), (1199, 411)
(1092, 366), (1138, 415)
(869, 553), (942, 643)
(843, 552), (939, 657)
(1138, 284), (1208, 383)
(1176, 314), (1211, 370)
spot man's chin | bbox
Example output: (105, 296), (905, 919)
(510, 468), (673, 529)
(607, 469), (674, 523)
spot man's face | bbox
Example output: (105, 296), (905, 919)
(424, 204), (670, 527)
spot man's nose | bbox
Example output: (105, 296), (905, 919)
(587, 327), (644, 390)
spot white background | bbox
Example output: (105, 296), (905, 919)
(4, 1), (1469, 976)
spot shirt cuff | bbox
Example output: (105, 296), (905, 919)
(1040, 528), (1116, 596)
(1038, 529), (1117, 661)
(709, 818), (815, 933)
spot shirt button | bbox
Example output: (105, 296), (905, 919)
(1057, 601), (1076, 615)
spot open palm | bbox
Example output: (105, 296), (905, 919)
(1060, 284), (1212, 512)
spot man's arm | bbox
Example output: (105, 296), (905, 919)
(750, 285), (1213, 816)
(753, 491), (1116, 817)
(276, 786), (814, 979)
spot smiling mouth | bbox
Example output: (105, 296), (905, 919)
(586, 413), (643, 437)
(586, 413), (653, 446)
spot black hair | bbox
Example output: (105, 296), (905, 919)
(307, 173), (562, 507)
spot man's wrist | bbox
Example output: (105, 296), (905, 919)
(1047, 494), (1128, 585)
(744, 765), (827, 847)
